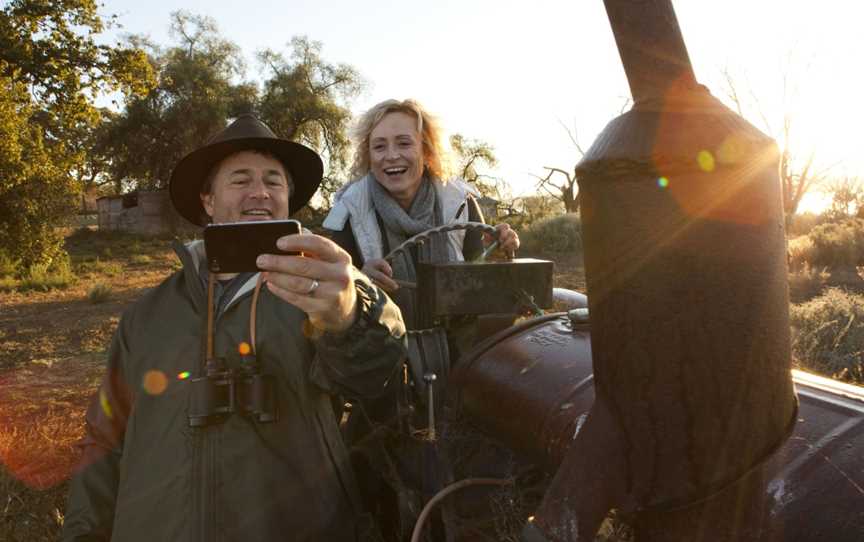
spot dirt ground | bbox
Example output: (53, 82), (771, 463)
(0, 231), (586, 541)
(0, 231), (179, 541)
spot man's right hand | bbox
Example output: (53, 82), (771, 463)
(361, 258), (399, 293)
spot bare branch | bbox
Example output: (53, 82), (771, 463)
(557, 118), (586, 156)
(720, 66), (744, 116)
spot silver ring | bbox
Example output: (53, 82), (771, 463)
(306, 279), (320, 296)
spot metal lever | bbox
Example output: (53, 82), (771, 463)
(424, 373), (437, 441)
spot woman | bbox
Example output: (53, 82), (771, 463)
(323, 98), (519, 328)
(323, 100), (521, 539)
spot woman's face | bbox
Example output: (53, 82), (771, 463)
(369, 111), (425, 210)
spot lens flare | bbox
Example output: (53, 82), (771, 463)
(238, 341), (251, 356)
(657, 177), (669, 188)
(697, 150), (716, 172)
(99, 388), (113, 419)
(142, 370), (168, 395)
(177, 371), (190, 380)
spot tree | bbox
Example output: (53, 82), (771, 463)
(0, 0), (154, 267)
(533, 109), (628, 215)
(825, 175), (864, 220)
(257, 36), (364, 204)
(449, 133), (506, 199)
(535, 166), (581, 214)
(105, 29), (363, 209)
(720, 66), (833, 219)
(101, 11), (250, 192)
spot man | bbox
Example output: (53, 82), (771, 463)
(62, 115), (407, 541)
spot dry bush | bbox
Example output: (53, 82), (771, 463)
(17, 255), (76, 292)
(786, 235), (814, 272)
(790, 288), (864, 384)
(806, 218), (864, 268)
(87, 283), (112, 304)
(521, 213), (583, 256)
(786, 212), (824, 238)
(130, 254), (152, 265)
(788, 264), (828, 303)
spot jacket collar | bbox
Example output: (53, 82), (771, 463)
(173, 239), (262, 311)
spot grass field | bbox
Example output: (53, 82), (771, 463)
(0, 229), (587, 541)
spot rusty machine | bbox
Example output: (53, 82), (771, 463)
(357, 1), (864, 541)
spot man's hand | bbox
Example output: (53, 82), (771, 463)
(256, 233), (358, 333)
(361, 258), (399, 293)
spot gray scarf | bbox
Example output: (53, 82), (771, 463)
(369, 175), (456, 327)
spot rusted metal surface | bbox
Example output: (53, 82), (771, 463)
(452, 312), (864, 540)
(602, 0), (697, 102)
(452, 313), (594, 467)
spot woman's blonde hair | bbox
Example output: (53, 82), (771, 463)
(349, 98), (452, 181)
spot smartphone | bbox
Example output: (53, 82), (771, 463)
(204, 219), (302, 273)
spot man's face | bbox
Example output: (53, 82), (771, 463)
(201, 150), (292, 224)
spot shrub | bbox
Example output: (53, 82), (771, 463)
(87, 282), (112, 304)
(786, 235), (814, 272)
(790, 288), (864, 385)
(17, 254), (76, 291)
(786, 212), (824, 238)
(520, 213), (583, 255)
(805, 218), (864, 269)
(0, 276), (17, 291)
(130, 254), (152, 265)
(0, 251), (17, 277)
(94, 259), (123, 276)
(788, 264), (828, 303)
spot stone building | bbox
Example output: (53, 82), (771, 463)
(97, 191), (199, 235)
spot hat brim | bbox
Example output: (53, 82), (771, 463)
(169, 137), (323, 226)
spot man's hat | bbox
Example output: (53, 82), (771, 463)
(169, 114), (323, 226)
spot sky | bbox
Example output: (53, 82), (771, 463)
(98, 0), (864, 211)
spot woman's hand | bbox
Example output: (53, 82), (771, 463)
(482, 223), (520, 257)
(361, 258), (399, 293)
(495, 223), (520, 253)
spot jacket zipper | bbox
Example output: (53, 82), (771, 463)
(195, 285), (256, 542)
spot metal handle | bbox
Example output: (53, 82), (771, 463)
(383, 221), (499, 264)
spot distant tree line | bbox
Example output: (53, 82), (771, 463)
(0, 2), (526, 272)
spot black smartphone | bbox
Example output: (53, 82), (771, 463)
(203, 219), (302, 273)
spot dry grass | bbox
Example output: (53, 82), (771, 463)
(0, 356), (102, 541)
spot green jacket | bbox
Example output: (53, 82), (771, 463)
(62, 241), (406, 541)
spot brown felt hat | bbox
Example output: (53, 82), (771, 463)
(169, 114), (323, 226)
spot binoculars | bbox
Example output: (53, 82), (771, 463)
(188, 356), (277, 427)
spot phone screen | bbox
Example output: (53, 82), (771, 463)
(203, 219), (301, 273)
